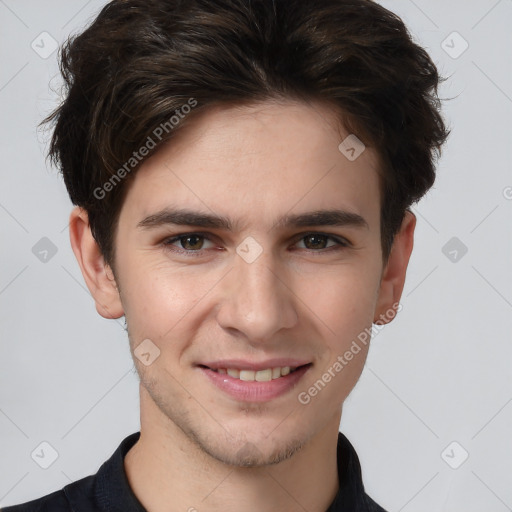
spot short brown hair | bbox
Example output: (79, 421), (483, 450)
(44, 0), (450, 270)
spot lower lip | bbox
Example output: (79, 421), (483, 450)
(199, 365), (311, 403)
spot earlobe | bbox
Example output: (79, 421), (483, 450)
(373, 210), (416, 325)
(68, 206), (124, 319)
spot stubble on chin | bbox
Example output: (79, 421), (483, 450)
(140, 372), (308, 468)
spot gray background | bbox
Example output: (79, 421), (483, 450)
(0, 0), (511, 510)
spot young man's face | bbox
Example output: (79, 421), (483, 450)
(73, 100), (414, 466)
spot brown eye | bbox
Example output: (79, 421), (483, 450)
(162, 233), (215, 253)
(302, 234), (329, 250)
(179, 235), (204, 250)
(296, 233), (347, 251)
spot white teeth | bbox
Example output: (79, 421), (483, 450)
(214, 366), (300, 381)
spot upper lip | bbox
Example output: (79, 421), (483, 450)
(198, 359), (312, 371)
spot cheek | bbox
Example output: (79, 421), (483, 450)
(294, 263), (379, 330)
(294, 265), (378, 389)
(118, 255), (223, 344)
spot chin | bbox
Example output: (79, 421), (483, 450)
(200, 434), (307, 468)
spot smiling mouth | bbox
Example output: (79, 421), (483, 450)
(198, 364), (312, 382)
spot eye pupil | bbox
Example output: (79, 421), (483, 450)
(305, 234), (327, 249)
(182, 235), (203, 250)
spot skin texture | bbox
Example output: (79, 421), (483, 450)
(69, 99), (416, 512)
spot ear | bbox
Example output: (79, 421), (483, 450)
(373, 210), (416, 325)
(68, 206), (124, 319)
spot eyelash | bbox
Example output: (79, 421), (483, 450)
(161, 232), (350, 257)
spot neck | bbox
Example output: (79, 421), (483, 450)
(124, 385), (341, 512)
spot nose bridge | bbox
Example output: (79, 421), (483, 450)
(217, 250), (298, 341)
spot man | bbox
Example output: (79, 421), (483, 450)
(2, 0), (449, 510)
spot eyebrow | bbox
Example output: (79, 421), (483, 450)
(137, 207), (369, 232)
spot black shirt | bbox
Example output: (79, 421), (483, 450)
(2, 432), (387, 512)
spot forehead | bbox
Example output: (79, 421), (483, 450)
(118, 100), (382, 232)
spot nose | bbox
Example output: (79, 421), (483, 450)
(216, 251), (299, 344)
